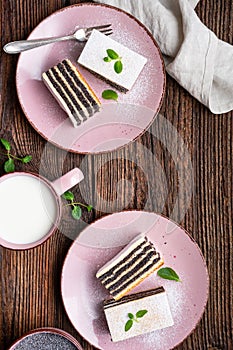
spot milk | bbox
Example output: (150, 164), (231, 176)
(0, 175), (58, 244)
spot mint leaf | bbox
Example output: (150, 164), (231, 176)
(102, 89), (118, 101)
(125, 319), (133, 332)
(21, 155), (32, 164)
(136, 310), (148, 318)
(62, 191), (74, 201)
(106, 49), (119, 60)
(114, 60), (123, 74)
(87, 205), (93, 212)
(103, 56), (111, 62)
(128, 313), (134, 319)
(72, 205), (82, 220)
(0, 138), (11, 151)
(157, 267), (181, 282)
(4, 158), (15, 173)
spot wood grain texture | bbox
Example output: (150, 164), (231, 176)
(0, 0), (232, 349)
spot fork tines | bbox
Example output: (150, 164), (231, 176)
(86, 24), (113, 37)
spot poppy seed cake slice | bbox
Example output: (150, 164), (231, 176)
(42, 59), (101, 127)
(96, 235), (164, 300)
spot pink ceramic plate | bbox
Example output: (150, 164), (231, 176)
(61, 211), (209, 350)
(16, 3), (165, 154)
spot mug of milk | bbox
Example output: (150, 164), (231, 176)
(0, 168), (84, 250)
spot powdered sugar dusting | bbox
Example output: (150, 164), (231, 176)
(141, 283), (187, 349)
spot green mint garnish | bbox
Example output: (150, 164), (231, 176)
(157, 267), (181, 282)
(0, 138), (11, 151)
(104, 56), (112, 62)
(4, 158), (15, 173)
(106, 49), (119, 59)
(124, 310), (148, 332)
(103, 49), (123, 74)
(102, 89), (118, 102)
(114, 60), (123, 74)
(62, 190), (93, 221)
(125, 319), (133, 332)
(62, 190), (74, 201)
(72, 205), (82, 220)
(87, 205), (93, 212)
(136, 310), (148, 318)
(21, 155), (32, 164)
(0, 138), (32, 173)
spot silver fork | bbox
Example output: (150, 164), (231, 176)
(3, 24), (113, 54)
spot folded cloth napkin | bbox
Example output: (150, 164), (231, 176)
(95, 0), (233, 114)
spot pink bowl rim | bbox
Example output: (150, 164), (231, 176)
(8, 327), (83, 350)
(0, 171), (61, 251)
(16, 2), (166, 155)
(61, 209), (210, 350)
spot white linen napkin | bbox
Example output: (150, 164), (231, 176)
(95, 0), (233, 114)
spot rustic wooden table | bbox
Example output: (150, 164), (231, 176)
(0, 0), (232, 349)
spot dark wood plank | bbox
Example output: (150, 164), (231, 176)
(0, 1), (232, 349)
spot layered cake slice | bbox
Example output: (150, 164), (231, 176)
(78, 29), (147, 92)
(104, 287), (174, 342)
(96, 235), (164, 300)
(42, 59), (101, 127)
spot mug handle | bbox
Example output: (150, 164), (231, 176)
(51, 168), (84, 196)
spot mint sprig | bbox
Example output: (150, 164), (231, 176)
(106, 49), (119, 60)
(62, 190), (93, 221)
(157, 267), (181, 282)
(0, 138), (32, 173)
(103, 49), (123, 74)
(124, 310), (148, 332)
(102, 89), (118, 102)
(21, 155), (32, 164)
(136, 310), (148, 318)
(71, 205), (82, 220)
(1, 138), (11, 151)
(103, 56), (112, 62)
(4, 158), (15, 173)
(114, 60), (123, 74)
(125, 319), (133, 332)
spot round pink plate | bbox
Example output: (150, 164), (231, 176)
(61, 211), (209, 350)
(16, 3), (165, 154)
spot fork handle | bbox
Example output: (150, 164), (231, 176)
(3, 35), (74, 54)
